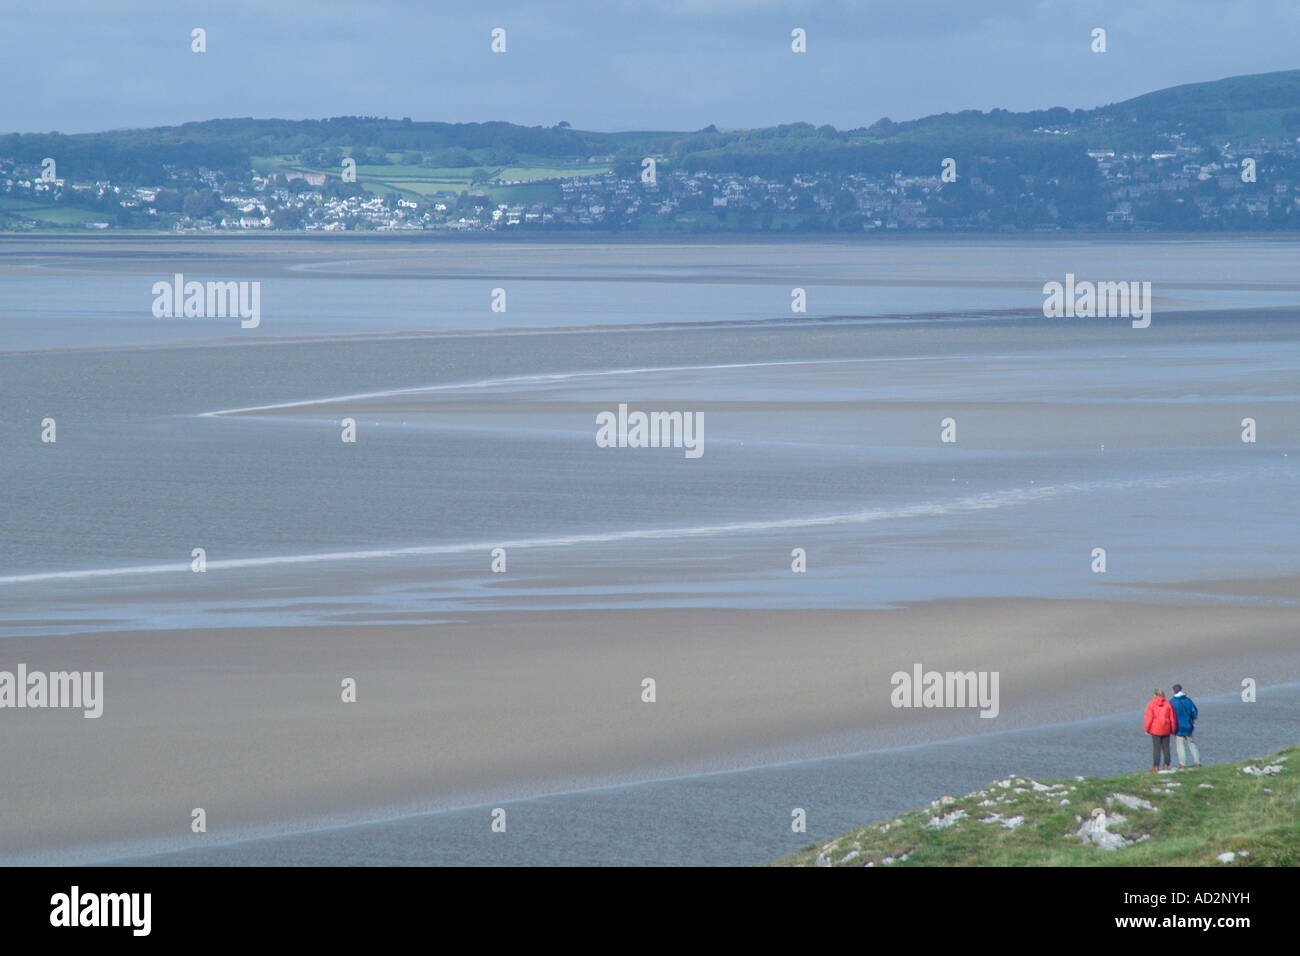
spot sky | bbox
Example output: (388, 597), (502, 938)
(3, 1), (1298, 134)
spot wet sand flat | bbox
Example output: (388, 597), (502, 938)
(3, 591), (1298, 863)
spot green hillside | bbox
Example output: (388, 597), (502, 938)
(5, 68), (1300, 186)
(773, 745), (1298, 867)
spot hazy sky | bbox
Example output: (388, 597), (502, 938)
(3, 1), (1297, 134)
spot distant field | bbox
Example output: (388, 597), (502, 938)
(0, 196), (104, 225)
(494, 164), (610, 182)
(250, 155), (607, 202)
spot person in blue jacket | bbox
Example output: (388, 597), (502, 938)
(1169, 683), (1200, 768)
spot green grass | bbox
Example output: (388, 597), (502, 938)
(379, 180), (472, 197)
(250, 156), (479, 197)
(351, 163), (440, 178)
(773, 744), (1298, 867)
(249, 155), (609, 202)
(494, 164), (610, 182)
(249, 155), (299, 173)
(0, 196), (106, 225)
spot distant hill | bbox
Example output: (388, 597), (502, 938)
(3, 68), (1299, 185)
(5, 68), (1300, 234)
(1102, 69), (1300, 123)
(866, 68), (1300, 151)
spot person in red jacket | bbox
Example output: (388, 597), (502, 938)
(1144, 688), (1177, 771)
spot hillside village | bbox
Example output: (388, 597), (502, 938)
(5, 133), (1296, 235)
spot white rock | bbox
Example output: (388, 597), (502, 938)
(1198, 783), (1213, 789)
(923, 809), (968, 830)
(978, 813), (1020, 828)
(1242, 764), (1283, 776)
(1217, 851), (1236, 864)
(1077, 808), (1132, 850)
(1108, 793), (1157, 812)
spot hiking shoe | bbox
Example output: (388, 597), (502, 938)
(1150, 765), (1159, 772)
(1178, 765), (1186, 770)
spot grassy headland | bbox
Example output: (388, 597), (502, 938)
(775, 745), (1298, 867)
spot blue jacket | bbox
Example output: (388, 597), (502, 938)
(1169, 693), (1198, 736)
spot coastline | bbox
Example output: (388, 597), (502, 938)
(4, 588), (1299, 865)
(96, 683), (1300, 867)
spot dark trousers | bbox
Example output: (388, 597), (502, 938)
(1151, 734), (1171, 767)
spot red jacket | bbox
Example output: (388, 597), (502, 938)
(1144, 696), (1176, 736)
